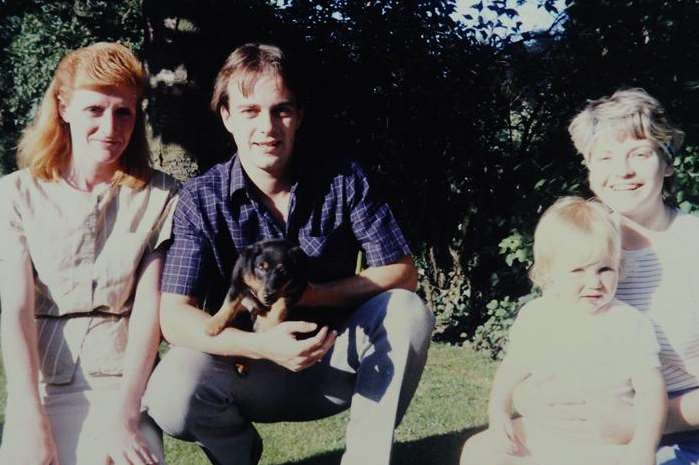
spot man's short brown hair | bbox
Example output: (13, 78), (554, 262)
(210, 43), (305, 114)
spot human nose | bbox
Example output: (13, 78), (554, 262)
(585, 270), (602, 288)
(98, 111), (116, 136)
(610, 155), (634, 177)
(256, 110), (275, 134)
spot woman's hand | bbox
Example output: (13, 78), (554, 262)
(4, 407), (61, 465)
(102, 405), (159, 465)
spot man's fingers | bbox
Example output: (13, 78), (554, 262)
(320, 330), (337, 352)
(305, 332), (336, 362)
(296, 329), (337, 370)
(281, 320), (318, 335)
(298, 326), (329, 353)
(301, 327), (338, 356)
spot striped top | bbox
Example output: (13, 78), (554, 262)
(616, 212), (699, 393)
(0, 169), (179, 384)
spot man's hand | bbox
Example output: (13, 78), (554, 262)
(253, 321), (336, 372)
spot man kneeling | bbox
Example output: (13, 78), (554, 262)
(144, 43), (435, 465)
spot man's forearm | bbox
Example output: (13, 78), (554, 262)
(160, 294), (262, 358)
(302, 255), (418, 308)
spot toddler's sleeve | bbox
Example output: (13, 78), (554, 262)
(504, 300), (540, 367)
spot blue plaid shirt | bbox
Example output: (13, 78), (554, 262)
(162, 153), (411, 310)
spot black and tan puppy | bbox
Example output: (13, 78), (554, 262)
(205, 239), (307, 338)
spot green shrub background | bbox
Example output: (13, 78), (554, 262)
(3, 0), (699, 357)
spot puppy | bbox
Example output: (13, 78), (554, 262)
(205, 239), (307, 338)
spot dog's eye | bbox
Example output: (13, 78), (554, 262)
(256, 261), (269, 271)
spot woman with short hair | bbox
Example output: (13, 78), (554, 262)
(514, 88), (699, 464)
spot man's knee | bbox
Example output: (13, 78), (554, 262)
(144, 347), (219, 439)
(381, 289), (435, 342)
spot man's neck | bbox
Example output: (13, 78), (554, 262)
(238, 157), (292, 197)
(238, 156), (293, 225)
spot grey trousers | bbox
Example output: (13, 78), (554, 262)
(144, 289), (435, 465)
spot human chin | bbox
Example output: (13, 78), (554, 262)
(255, 143), (291, 163)
(90, 142), (124, 163)
(578, 293), (612, 312)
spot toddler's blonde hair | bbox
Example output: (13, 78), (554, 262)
(529, 197), (621, 289)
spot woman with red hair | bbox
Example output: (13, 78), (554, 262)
(0, 42), (178, 465)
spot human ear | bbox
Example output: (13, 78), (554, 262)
(220, 106), (234, 134)
(664, 161), (674, 177)
(58, 96), (69, 122)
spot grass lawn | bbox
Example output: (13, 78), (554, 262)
(0, 343), (496, 465)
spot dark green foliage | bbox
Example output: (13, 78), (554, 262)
(5, 0), (699, 357)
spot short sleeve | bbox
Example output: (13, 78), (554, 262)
(144, 172), (181, 253)
(503, 299), (543, 368)
(0, 173), (29, 263)
(151, 196), (177, 251)
(161, 187), (212, 297)
(628, 311), (661, 371)
(346, 161), (411, 266)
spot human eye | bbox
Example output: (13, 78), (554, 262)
(592, 152), (613, 163)
(86, 105), (103, 115)
(274, 104), (296, 118)
(115, 107), (133, 119)
(628, 148), (650, 158)
(570, 267), (585, 274)
(599, 265), (616, 273)
(239, 107), (258, 118)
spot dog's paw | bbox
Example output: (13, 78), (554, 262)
(205, 318), (226, 336)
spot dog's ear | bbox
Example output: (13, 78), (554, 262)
(234, 244), (257, 281)
(240, 243), (258, 264)
(288, 245), (306, 268)
(230, 252), (248, 292)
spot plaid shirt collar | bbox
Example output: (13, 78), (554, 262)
(229, 153), (300, 200)
(229, 155), (246, 198)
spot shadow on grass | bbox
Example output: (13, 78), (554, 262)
(278, 425), (486, 465)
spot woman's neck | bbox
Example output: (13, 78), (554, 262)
(625, 198), (673, 231)
(621, 202), (675, 250)
(63, 159), (115, 192)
